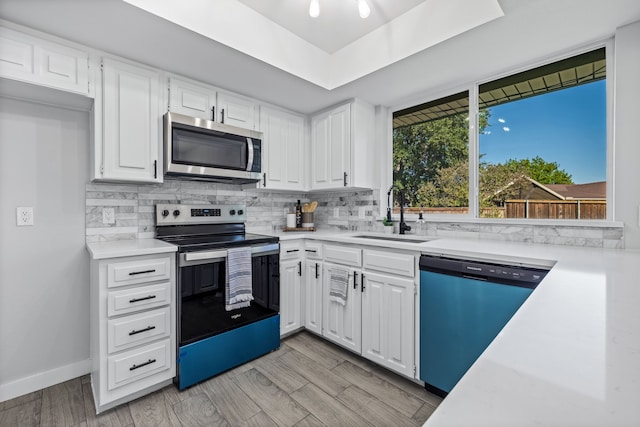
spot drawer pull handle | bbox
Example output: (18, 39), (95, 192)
(129, 358), (156, 371)
(129, 269), (156, 276)
(286, 249), (299, 253)
(305, 249), (317, 253)
(129, 295), (157, 303)
(129, 325), (156, 336)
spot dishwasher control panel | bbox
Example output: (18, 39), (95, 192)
(419, 255), (549, 288)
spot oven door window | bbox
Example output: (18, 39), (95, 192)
(179, 253), (279, 346)
(172, 124), (248, 171)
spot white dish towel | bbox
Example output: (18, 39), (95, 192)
(225, 247), (254, 311)
(329, 268), (349, 306)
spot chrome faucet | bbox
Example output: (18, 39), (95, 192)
(387, 186), (412, 235)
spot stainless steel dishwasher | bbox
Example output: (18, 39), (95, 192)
(419, 254), (549, 397)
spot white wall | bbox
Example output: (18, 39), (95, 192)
(614, 20), (640, 249)
(0, 97), (90, 401)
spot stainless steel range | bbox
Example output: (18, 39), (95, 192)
(155, 203), (280, 389)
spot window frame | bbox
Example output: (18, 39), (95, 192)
(385, 38), (614, 224)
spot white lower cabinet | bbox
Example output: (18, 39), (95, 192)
(280, 258), (303, 335)
(322, 263), (362, 353)
(361, 271), (415, 377)
(304, 260), (323, 335)
(280, 240), (417, 379)
(279, 242), (303, 336)
(90, 253), (176, 413)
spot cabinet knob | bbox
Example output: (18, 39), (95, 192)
(162, 209), (169, 217)
(173, 210), (180, 217)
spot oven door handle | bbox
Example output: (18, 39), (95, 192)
(184, 250), (227, 262)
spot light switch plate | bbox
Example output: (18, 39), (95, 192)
(16, 207), (34, 226)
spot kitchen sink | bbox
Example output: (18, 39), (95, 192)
(351, 235), (435, 243)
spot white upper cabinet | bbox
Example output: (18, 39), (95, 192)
(217, 91), (258, 130)
(167, 77), (258, 131)
(259, 106), (305, 190)
(310, 99), (375, 190)
(0, 26), (90, 96)
(168, 76), (216, 121)
(95, 57), (162, 183)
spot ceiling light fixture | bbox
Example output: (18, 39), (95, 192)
(308, 0), (370, 19)
(309, 0), (320, 18)
(357, 0), (371, 18)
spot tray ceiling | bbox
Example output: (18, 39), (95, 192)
(236, 0), (425, 54)
(122, 0), (504, 89)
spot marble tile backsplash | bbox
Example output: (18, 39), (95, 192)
(86, 181), (624, 248)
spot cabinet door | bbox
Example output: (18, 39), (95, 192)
(102, 58), (161, 182)
(311, 104), (351, 189)
(217, 91), (257, 130)
(329, 104), (351, 187)
(0, 26), (89, 96)
(311, 112), (330, 188)
(280, 258), (302, 336)
(260, 107), (305, 190)
(168, 77), (216, 120)
(322, 263), (361, 353)
(304, 261), (322, 335)
(361, 271), (414, 377)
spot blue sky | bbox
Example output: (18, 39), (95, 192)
(479, 80), (607, 184)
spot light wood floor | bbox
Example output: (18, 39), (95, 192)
(0, 331), (442, 426)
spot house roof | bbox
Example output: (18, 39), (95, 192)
(544, 181), (606, 199)
(491, 176), (606, 201)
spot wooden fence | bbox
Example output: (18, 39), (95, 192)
(397, 200), (606, 219)
(504, 200), (606, 220)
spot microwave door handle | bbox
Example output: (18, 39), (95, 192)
(246, 138), (254, 171)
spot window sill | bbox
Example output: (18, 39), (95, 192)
(386, 215), (623, 228)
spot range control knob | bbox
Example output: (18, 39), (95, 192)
(162, 209), (170, 217)
(173, 209), (181, 217)
(237, 209), (244, 215)
(229, 209), (236, 215)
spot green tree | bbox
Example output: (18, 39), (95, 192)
(393, 110), (488, 206)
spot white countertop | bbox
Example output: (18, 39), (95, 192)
(86, 238), (177, 259)
(87, 231), (640, 425)
(275, 230), (640, 426)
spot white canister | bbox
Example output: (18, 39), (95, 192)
(286, 213), (296, 228)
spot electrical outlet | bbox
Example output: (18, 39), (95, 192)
(102, 207), (115, 225)
(16, 207), (34, 226)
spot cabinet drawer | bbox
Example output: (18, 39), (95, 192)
(107, 282), (171, 316)
(280, 241), (303, 260)
(363, 250), (415, 277)
(303, 241), (323, 260)
(108, 339), (171, 391)
(107, 256), (171, 288)
(324, 245), (361, 267)
(107, 307), (170, 354)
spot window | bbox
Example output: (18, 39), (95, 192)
(392, 91), (470, 215)
(392, 47), (607, 220)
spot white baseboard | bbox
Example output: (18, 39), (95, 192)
(0, 358), (91, 403)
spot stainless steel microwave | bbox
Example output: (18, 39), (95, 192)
(163, 112), (262, 183)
